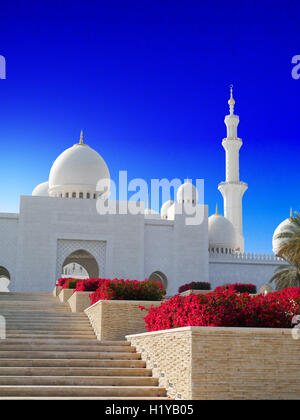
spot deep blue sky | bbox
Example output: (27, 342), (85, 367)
(0, 1), (299, 254)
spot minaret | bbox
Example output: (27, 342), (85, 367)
(218, 86), (248, 252)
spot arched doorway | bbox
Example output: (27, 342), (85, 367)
(148, 271), (168, 290)
(61, 250), (99, 278)
(0, 266), (10, 292)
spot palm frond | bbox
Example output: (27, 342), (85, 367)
(269, 264), (300, 291)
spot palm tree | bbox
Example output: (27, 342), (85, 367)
(270, 211), (300, 290)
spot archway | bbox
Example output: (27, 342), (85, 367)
(62, 262), (89, 279)
(62, 250), (99, 279)
(0, 266), (10, 292)
(148, 271), (168, 289)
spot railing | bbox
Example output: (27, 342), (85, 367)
(209, 248), (284, 262)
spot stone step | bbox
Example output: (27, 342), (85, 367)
(2, 339), (130, 346)
(6, 329), (96, 336)
(0, 344), (135, 352)
(0, 308), (70, 313)
(0, 312), (87, 318)
(0, 359), (147, 368)
(0, 351), (141, 359)
(0, 376), (158, 386)
(0, 366), (152, 377)
(0, 296), (60, 301)
(6, 322), (92, 329)
(0, 293), (53, 297)
(7, 333), (97, 340)
(0, 397), (169, 400)
(0, 292), (167, 399)
(4, 318), (89, 324)
(0, 301), (68, 306)
(0, 385), (166, 397)
(0, 304), (70, 310)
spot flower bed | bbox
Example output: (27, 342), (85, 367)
(74, 278), (104, 292)
(89, 279), (166, 304)
(57, 278), (81, 289)
(214, 283), (257, 294)
(178, 281), (211, 293)
(142, 288), (300, 332)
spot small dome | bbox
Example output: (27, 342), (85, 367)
(272, 214), (294, 255)
(177, 181), (198, 204)
(48, 133), (110, 198)
(208, 212), (236, 250)
(259, 284), (274, 295)
(32, 181), (49, 197)
(161, 200), (174, 219)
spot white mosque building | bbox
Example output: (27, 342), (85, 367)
(0, 89), (287, 294)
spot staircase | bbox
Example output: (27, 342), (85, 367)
(0, 292), (166, 399)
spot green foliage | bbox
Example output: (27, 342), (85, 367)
(270, 211), (300, 290)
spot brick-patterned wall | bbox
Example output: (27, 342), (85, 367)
(127, 326), (300, 400)
(128, 329), (193, 399)
(85, 300), (161, 341)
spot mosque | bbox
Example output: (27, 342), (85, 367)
(0, 89), (287, 294)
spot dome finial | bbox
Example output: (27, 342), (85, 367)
(228, 84), (235, 114)
(290, 208), (293, 218)
(79, 130), (84, 145)
(215, 203), (219, 215)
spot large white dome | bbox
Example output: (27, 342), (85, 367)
(177, 181), (198, 204)
(272, 213), (294, 255)
(208, 210), (236, 250)
(32, 181), (49, 197)
(48, 133), (110, 198)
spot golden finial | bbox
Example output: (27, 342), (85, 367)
(215, 203), (219, 215)
(79, 130), (84, 145)
(228, 84), (235, 107)
(290, 208), (293, 218)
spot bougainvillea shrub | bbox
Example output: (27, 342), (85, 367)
(57, 278), (81, 289)
(57, 278), (79, 289)
(178, 282), (211, 293)
(271, 287), (300, 300)
(89, 279), (166, 305)
(142, 289), (300, 332)
(57, 278), (68, 287)
(214, 283), (257, 294)
(74, 278), (105, 292)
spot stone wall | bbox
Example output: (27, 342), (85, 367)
(67, 291), (91, 312)
(127, 326), (300, 400)
(209, 251), (283, 291)
(85, 300), (161, 341)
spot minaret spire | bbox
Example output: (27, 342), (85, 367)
(228, 84), (235, 115)
(218, 86), (248, 252)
